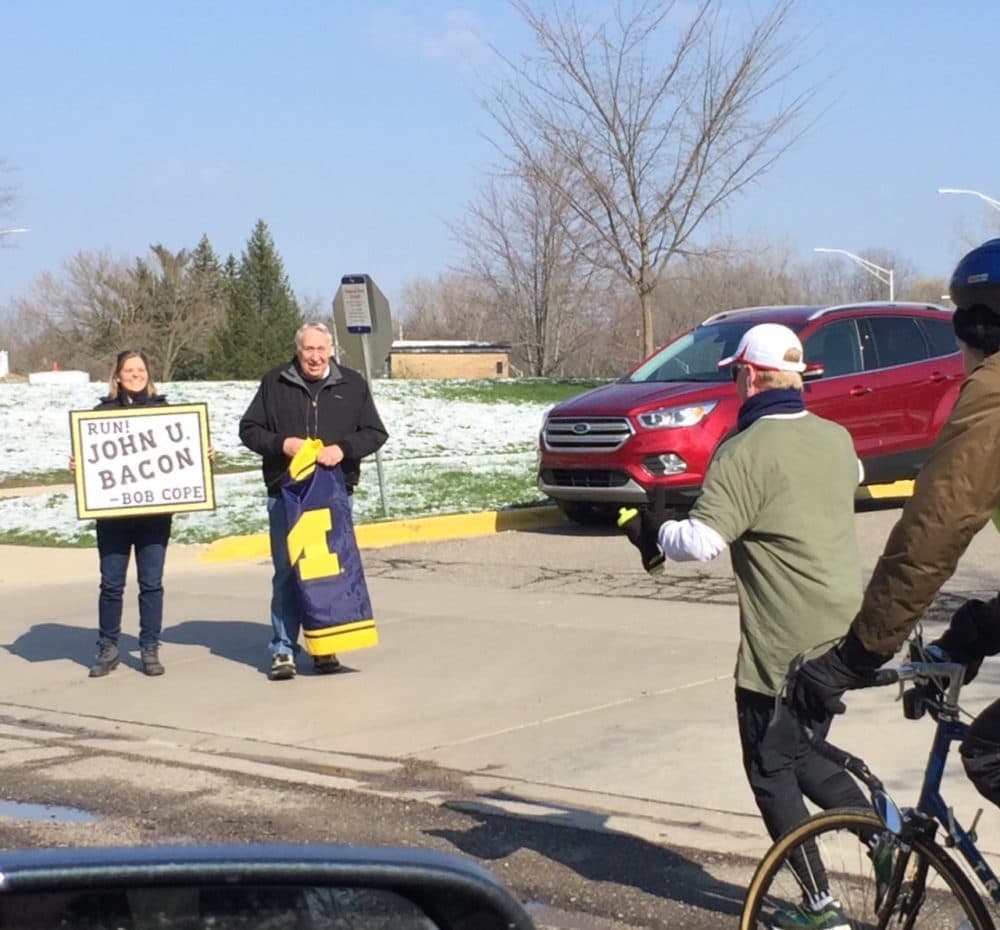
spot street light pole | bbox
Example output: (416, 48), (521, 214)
(813, 247), (894, 301)
(0, 227), (28, 237)
(937, 188), (1000, 212)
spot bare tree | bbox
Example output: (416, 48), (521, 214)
(905, 276), (949, 305)
(805, 248), (917, 304)
(398, 273), (499, 342)
(0, 157), (20, 239)
(653, 237), (811, 337)
(489, 0), (814, 358)
(2, 252), (139, 376)
(0, 301), (63, 375)
(132, 244), (227, 380)
(5, 244), (230, 380)
(452, 156), (604, 375)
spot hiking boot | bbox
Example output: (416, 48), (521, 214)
(141, 646), (165, 677)
(313, 654), (341, 675)
(270, 653), (296, 681)
(89, 642), (120, 678)
(771, 900), (850, 930)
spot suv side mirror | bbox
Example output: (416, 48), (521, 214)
(803, 363), (825, 381)
(0, 844), (537, 930)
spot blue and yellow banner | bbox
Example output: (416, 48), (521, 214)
(282, 440), (378, 655)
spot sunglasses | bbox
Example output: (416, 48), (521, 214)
(731, 364), (746, 383)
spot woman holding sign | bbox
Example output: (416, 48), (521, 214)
(71, 349), (210, 679)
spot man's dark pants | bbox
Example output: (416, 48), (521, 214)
(736, 687), (868, 839)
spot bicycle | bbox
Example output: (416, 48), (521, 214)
(740, 638), (999, 930)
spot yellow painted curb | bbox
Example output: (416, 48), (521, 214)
(857, 480), (914, 500)
(199, 505), (566, 564)
(198, 479), (915, 566)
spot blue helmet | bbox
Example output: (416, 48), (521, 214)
(950, 238), (1000, 311)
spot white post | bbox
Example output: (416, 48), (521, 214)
(360, 334), (390, 518)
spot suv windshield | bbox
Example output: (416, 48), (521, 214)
(627, 320), (783, 383)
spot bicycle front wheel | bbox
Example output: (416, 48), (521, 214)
(740, 808), (993, 930)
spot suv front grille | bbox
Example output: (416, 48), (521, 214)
(540, 468), (631, 489)
(543, 416), (632, 451)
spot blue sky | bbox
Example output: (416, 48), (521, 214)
(3, 1), (1000, 320)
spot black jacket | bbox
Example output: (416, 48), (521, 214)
(94, 393), (169, 411)
(239, 359), (388, 496)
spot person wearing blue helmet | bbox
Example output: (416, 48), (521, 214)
(790, 238), (1000, 808)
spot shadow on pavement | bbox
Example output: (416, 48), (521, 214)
(429, 799), (747, 918)
(163, 620), (269, 672)
(4, 620), (272, 674)
(5, 622), (101, 669)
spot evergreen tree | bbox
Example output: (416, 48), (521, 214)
(179, 235), (227, 379)
(206, 221), (302, 379)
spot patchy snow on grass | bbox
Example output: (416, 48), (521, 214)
(0, 379), (554, 544)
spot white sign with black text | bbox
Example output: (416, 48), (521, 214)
(69, 403), (215, 519)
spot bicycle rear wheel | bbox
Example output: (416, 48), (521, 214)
(740, 808), (993, 930)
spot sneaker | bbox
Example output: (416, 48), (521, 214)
(269, 653), (296, 681)
(313, 654), (341, 675)
(89, 642), (120, 678)
(771, 901), (850, 930)
(140, 646), (165, 677)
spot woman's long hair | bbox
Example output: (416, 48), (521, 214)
(107, 349), (157, 402)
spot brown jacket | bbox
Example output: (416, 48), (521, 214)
(854, 353), (1000, 655)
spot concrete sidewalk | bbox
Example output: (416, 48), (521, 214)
(1, 502), (999, 867)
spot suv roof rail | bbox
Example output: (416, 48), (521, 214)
(699, 305), (813, 325)
(806, 300), (952, 321)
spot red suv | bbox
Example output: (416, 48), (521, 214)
(538, 302), (965, 522)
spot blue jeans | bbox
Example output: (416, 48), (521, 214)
(267, 492), (353, 657)
(267, 497), (301, 657)
(96, 515), (172, 650)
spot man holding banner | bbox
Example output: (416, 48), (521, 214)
(239, 322), (388, 681)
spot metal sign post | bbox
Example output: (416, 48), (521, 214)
(333, 274), (391, 518)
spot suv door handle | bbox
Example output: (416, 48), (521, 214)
(849, 385), (872, 396)
(928, 371), (948, 383)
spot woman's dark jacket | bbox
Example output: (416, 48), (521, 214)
(95, 393), (168, 411)
(238, 359), (388, 496)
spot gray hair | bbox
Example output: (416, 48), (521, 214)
(295, 322), (334, 350)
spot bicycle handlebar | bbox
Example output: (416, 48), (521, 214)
(792, 658), (968, 794)
(866, 660), (967, 709)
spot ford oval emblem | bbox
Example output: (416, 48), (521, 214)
(572, 422), (590, 434)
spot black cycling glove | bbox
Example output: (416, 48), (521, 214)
(930, 595), (1000, 684)
(617, 506), (665, 575)
(936, 596), (1000, 659)
(787, 629), (889, 723)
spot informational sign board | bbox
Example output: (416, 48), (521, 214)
(332, 274), (393, 376)
(340, 274), (373, 333)
(69, 403), (216, 519)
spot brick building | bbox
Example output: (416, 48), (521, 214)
(388, 340), (511, 379)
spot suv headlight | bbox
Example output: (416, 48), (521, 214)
(637, 401), (717, 429)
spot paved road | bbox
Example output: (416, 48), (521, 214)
(1, 502), (999, 928)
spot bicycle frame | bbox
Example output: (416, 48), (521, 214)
(814, 654), (1000, 916)
(914, 714), (1000, 905)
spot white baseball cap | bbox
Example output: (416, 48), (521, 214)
(717, 323), (807, 373)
